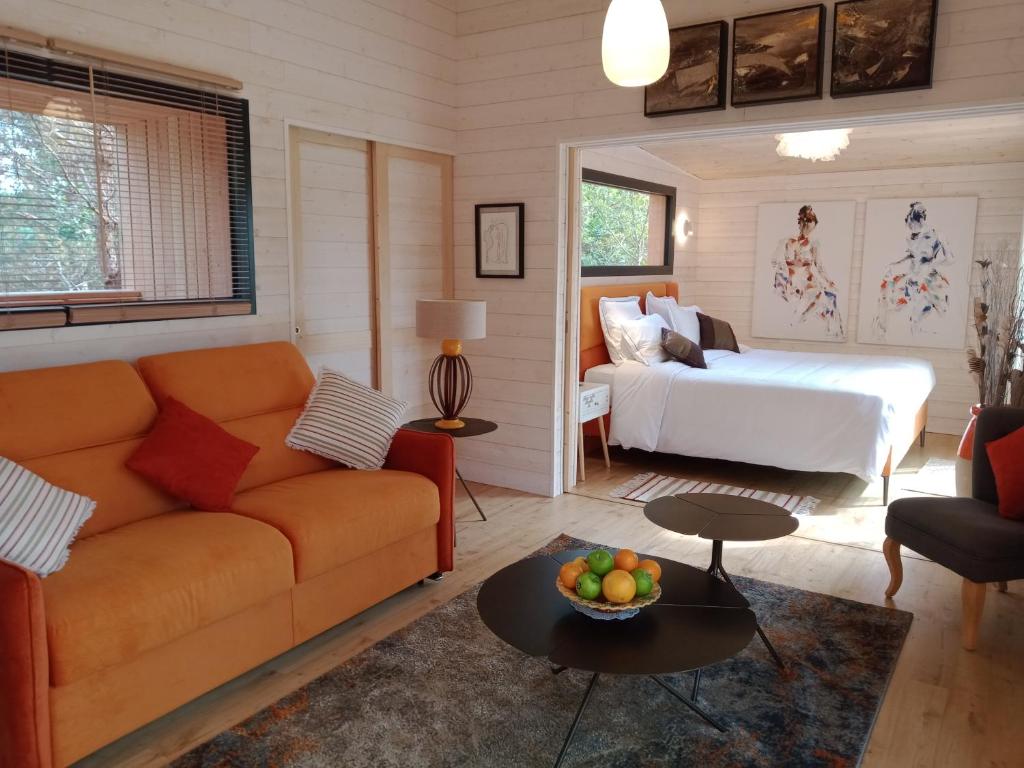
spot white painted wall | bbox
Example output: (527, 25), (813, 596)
(578, 146), (699, 302)
(0, 0), (456, 371)
(454, 0), (1024, 495)
(694, 162), (1024, 436)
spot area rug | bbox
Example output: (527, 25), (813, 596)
(611, 471), (820, 514)
(173, 534), (911, 768)
(903, 457), (957, 497)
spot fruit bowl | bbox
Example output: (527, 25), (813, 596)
(555, 578), (661, 620)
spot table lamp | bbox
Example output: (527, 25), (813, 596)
(415, 299), (487, 429)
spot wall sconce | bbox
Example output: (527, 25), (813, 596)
(676, 215), (694, 240)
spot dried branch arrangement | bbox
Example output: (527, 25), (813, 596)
(966, 244), (1024, 408)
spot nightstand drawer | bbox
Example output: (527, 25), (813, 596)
(579, 382), (610, 422)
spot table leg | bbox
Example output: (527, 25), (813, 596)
(596, 416), (610, 469)
(649, 676), (727, 733)
(709, 548), (785, 670)
(691, 667), (702, 701)
(553, 672), (600, 768)
(456, 467), (487, 522)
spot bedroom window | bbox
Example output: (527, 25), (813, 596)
(0, 46), (254, 331)
(580, 168), (675, 277)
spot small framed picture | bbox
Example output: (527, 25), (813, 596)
(831, 0), (938, 98)
(475, 203), (525, 279)
(732, 4), (826, 107)
(645, 21), (729, 117)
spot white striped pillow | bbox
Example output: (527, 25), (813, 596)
(286, 368), (408, 470)
(0, 458), (95, 577)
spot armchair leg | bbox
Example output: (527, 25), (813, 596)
(883, 537), (903, 598)
(997, 581), (1008, 593)
(961, 579), (987, 651)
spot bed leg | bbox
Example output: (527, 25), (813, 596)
(919, 428), (926, 448)
(882, 475), (890, 506)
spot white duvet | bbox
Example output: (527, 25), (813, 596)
(591, 349), (936, 481)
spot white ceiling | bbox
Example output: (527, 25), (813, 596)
(640, 113), (1024, 180)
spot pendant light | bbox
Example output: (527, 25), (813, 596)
(601, 0), (670, 87)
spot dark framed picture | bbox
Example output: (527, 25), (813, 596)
(475, 203), (525, 278)
(644, 21), (729, 117)
(732, 4), (826, 107)
(831, 0), (938, 98)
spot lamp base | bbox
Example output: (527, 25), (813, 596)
(434, 418), (466, 430)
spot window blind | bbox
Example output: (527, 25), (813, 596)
(0, 44), (254, 331)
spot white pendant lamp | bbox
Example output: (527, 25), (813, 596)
(601, 0), (670, 87)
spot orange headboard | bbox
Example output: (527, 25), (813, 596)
(579, 281), (679, 378)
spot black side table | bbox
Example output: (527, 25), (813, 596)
(402, 417), (496, 522)
(644, 493), (799, 671)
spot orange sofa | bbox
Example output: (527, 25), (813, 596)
(0, 342), (455, 768)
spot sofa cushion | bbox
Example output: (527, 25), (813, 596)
(886, 496), (1024, 583)
(41, 511), (294, 686)
(230, 469), (440, 582)
(126, 398), (259, 511)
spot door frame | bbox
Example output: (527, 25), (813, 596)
(554, 101), (1024, 495)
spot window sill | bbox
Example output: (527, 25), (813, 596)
(0, 299), (254, 331)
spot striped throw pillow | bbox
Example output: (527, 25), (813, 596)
(286, 368), (408, 470)
(0, 458), (95, 577)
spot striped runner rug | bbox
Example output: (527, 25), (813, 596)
(610, 472), (820, 515)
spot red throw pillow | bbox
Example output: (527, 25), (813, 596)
(985, 425), (1024, 520)
(127, 397), (259, 511)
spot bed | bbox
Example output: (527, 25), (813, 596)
(579, 282), (935, 503)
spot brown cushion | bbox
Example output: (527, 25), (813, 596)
(661, 328), (707, 369)
(697, 312), (740, 352)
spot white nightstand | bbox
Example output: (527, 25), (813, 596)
(578, 382), (610, 482)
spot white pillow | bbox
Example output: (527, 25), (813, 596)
(0, 458), (95, 576)
(646, 292), (702, 345)
(287, 368), (408, 470)
(619, 314), (670, 365)
(598, 296), (643, 365)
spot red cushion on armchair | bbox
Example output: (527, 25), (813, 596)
(126, 397), (259, 511)
(985, 425), (1024, 520)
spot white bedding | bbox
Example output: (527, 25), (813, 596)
(585, 349), (935, 481)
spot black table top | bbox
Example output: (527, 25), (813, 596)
(644, 493), (799, 543)
(402, 417), (497, 438)
(477, 549), (756, 676)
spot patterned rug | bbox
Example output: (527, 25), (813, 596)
(611, 472), (820, 514)
(173, 534), (911, 768)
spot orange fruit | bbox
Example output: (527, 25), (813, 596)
(637, 559), (662, 584)
(602, 569), (637, 603)
(571, 556), (589, 573)
(559, 562), (584, 590)
(614, 548), (639, 572)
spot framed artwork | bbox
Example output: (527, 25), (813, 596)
(831, 0), (938, 98)
(732, 4), (826, 107)
(644, 21), (729, 117)
(752, 201), (856, 342)
(856, 197), (978, 349)
(475, 203), (524, 279)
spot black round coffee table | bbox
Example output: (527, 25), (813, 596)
(402, 417), (496, 522)
(644, 493), (799, 669)
(477, 548), (756, 767)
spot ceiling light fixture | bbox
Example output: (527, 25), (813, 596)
(601, 0), (670, 87)
(775, 129), (852, 162)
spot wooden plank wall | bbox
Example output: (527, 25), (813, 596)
(695, 162), (1024, 436)
(454, 0), (1024, 496)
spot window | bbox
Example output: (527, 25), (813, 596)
(580, 169), (675, 277)
(0, 46), (254, 331)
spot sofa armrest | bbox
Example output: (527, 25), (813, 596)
(0, 558), (51, 768)
(385, 429), (455, 572)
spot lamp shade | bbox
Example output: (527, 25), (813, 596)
(601, 0), (670, 87)
(416, 299), (486, 340)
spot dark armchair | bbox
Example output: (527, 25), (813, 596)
(883, 406), (1024, 650)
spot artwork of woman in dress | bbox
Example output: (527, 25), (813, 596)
(769, 205), (845, 337)
(871, 201), (953, 338)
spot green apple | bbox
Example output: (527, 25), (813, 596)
(576, 571), (601, 600)
(631, 568), (654, 597)
(586, 549), (614, 577)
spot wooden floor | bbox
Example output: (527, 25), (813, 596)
(78, 436), (1023, 768)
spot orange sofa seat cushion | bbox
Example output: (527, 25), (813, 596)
(41, 511), (295, 686)
(230, 469), (441, 582)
